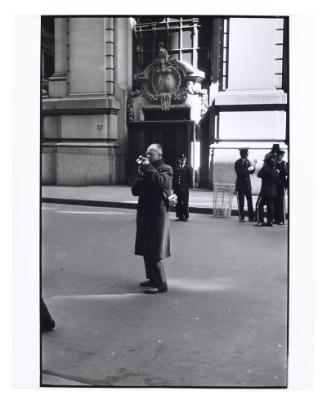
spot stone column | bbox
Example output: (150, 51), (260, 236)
(48, 18), (67, 97)
(209, 18), (220, 104)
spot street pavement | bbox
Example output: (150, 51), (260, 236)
(41, 203), (288, 387)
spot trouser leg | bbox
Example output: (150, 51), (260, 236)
(143, 257), (153, 282)
(182, 189), (190, 219)
(245, 191), (254, 221)
(257, 196), (265, 223)
(175, 188), (183, 219)
(144, 258), (167, 289)
(275, 188), (285, 223)
(254, 194), (261, 222)
(237, 191), (245, 220)
(267, 198), (274, 224)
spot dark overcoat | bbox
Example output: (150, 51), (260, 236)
(257, 165), (279, 197)
(276, 160), (288, 189)
(234, 158), (255, 193)
(131, 159), (173, 259)
(173, 164), (193, 191)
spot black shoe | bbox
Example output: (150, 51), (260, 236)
(265, 222), (273, 227)
(139, 280), (153, 287)
(277, 222), (285, 225)
(239, 219), (246, 223)
(183, 218), (189, 222)
(144, 286), (168, 294)
(254, 222), (265, 227)
(175, 218), (183, 221)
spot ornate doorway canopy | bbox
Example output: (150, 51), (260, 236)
(128, 44), (207, 120)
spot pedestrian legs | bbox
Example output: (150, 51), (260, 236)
(143, 257), (167, 290)
(257, 196), (265, 223)
(274, 187), (285, 224)
(245, 191), (254, 221)
(181, 188), (190, 220)
(175, 187), (183, 220)
(236, 191), (245, 221)
(176, 187), (189, 220)
(266, 198), (274, 225)
(257, 196), (274, 225)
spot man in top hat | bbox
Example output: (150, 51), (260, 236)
(255, 156), (280, 226)
(173, 154), (193, 221)
(274, 149), (288, 225)
(264, 143), (280, 161)
(234, 148), (256, 222)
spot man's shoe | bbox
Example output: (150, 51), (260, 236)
(175, 218), (183, 221)
(265, 222), (273, 227)
(144, 286), (168, 294)
(183, 218), (189, 222)
(254, 222), (265, 227)
(139, 280), (153, 287)
(239, 219), (246, 223)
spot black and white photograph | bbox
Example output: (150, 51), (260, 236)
(40, 15), (290, 388)
(5, 0), (326, 405)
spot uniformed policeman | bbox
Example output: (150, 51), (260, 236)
(234, 148), (256, 222)
(173, 154), (193, 222)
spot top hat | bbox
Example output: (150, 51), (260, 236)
(239, 147), (249, 153)
(178, 154), (186, 159)
(272, 143), (280, 150)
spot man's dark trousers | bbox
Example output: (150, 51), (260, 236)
(175, 186), (189, 220)
(257, 196), (274, 224)
(274, 186), (285, 223)
(143, 257), (167, 289)
(237, 190), (254, 221)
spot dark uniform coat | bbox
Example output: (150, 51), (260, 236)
(257, 165), (279, 197)
(173, 164), (193, 191)
(131, 159), (173, 259)
(234, 158), (255, 193)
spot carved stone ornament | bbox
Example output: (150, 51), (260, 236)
(142, 60), (187, 111)
(127, 89), (142, 121)
(132, 45), (205, 114)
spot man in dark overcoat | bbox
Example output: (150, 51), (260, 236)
(255, 157), (280, 227)
(234, 148), (256, 222)
(173, 154), (193, 221)
(274, 149), (288, 225)
(131, 144), (173, 294)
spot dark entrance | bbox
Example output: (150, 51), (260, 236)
(127, 120), (194, 183)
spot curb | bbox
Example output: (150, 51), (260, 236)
(42, 197), (240, 216)
(42, 198), (288, 219)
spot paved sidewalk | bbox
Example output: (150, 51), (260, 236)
(42, 185), (258, 216)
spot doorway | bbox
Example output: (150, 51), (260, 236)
(128, 120), (194, 183)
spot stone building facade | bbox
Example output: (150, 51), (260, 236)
(41, 16), (288, 190)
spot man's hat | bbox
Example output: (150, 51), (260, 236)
(239, 147), (249, 152)
(272, 143), (280, 150)
(178, 153), (186, 159)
